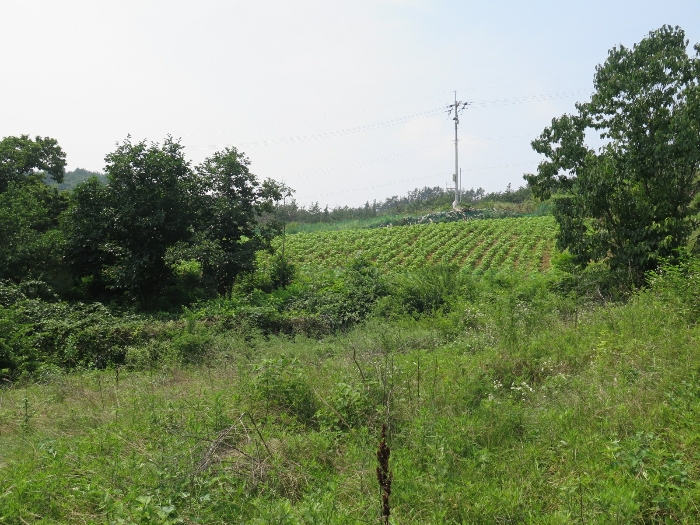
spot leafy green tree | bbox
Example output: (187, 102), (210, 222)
(192, 147), (283, 295)
(0, 182), (68, 282)
(0, 135), (66, 193)
(525, 26), (700, 282)
(62, 177), (112, 294)
(65, 139), (284, 304)
(0, 135), (68, 284)
(65, 137), (197, 304)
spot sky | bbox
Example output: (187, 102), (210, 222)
(2, 0), (699, 207)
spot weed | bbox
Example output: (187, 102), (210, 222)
(376, 424), (392, 525)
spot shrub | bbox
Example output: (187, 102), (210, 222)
(252, 356), (318, 425)
(170, 332), (213, 363)
(380, 265), (475, 317)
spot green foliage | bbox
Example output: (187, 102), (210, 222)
(196, 148), (283, 295)
(216, 256), (386, 337)
(0, 135), (66, 193)
(526, 26), (700, 282)
(269, 255), (297, 290)
(0, 280), (165, 378)
(284, 257), (388, 333)
(170, 331), (213, 364)
(316, 382), (375, 431)
(50, 167), (107, 190)
(64, 139), (284, 307)
(80, 137), (197, 303)
(276, 184), (534, 228)
(270, 216), (557, 274)
(380, 265), (475, 317)
(4, 259), (700, 521)
(253, 356), (318, 425)
(647, 250), (700, 322)
(0, 182), (68, 283)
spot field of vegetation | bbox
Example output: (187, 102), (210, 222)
(4, 261), (700, 523)
(274, 216), (557, 273)
(2, 25), (700, 524)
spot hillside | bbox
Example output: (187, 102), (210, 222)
(3, 19), (700, 524)
(275, 215), (557, 273)
(47, 167), (106, 190)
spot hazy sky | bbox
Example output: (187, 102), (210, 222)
(2, 0), (699, 207)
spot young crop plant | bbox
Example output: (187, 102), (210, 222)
(273, 216), (556, 274)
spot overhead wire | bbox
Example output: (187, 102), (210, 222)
(188, 106), (445, 150)
(285, 133), (536, 182)
(183, 86), (591, 203)
(468, 88), (593, 108)
(456, 74), (591, 94)
(176, 73), (592, 140)
(300, 162), (535, 198)
(187, 88), (592, 152)
(286, 140), (453, 181)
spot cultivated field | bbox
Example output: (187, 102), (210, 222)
(274, 215), (557, 272)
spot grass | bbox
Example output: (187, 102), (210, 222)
(3, 269), (700, 523)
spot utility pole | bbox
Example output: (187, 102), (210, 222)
(447, 92), (469, 209)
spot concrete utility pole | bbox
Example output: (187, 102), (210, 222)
(447, 92), (469, 209)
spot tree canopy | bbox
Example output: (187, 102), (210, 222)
(0, 136), (68, 283)
(0, 135), (66, 193)
(64, 137), (283, 306)
(525, 25), (700, 281)
(0, 182), (67, 282)
(195, 147), (283, 294)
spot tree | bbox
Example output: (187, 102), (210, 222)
(0, 135), (66, 193)
(62, 177), (113, 294)
(192, 147), (283, 295)
(0, 135), (68, 282)
(0, 182), (68, 282)
(65, 137), (199, 304)
(65, 139), (284, 304)
(525, 26), (700, 282)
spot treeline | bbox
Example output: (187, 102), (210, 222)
(277, 184), (532, 224)
(0, 133), (532, 310)
(49, 167), (107, 190)
(0, 135), (285, 309)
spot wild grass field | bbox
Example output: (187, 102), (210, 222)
(2, 250), (700, 523)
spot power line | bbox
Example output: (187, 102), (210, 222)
(187, 106), (444, 150)
(175, 74), (592, 140)
(187, 88), (592, 152)
(286, 140), (453, 181)
(457, 74), (591, 94)
(285, 132), (537, 182)
(300, 162), (535, 198)
(469, 88), (592, 108)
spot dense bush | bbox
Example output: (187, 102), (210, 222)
(0, 281), (158, 379)
(253, 356), (318, 425)
(0, 256), (391, 379)
(378, 265), (475, 317)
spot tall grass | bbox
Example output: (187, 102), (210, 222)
(2, 267), (700, 522)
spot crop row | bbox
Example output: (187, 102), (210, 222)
(270, 216), (557, 273)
